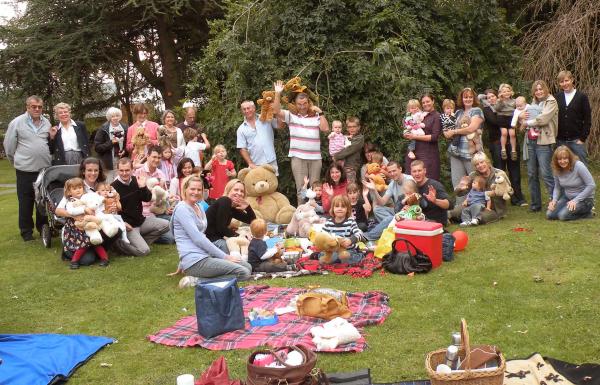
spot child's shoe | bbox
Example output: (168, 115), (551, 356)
(99, 259), (110, 267)
(501, 149), (508, 160)
(408, 151), (416, 160)
(470, 218), (480, 226)
(70, 262), (80, 270)
(459, 221), (470, 227)
(510, 151), (517, 161)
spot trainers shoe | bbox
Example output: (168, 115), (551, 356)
(520, 201), (529, 207)
(501, 149), (507, 160)
(178, 276), (199, 289)
(510, 151), (518, 161)
(470, 218), (480, 226)
(70, 262), (80, 270)
(99, 260), (109, 267)
(459, 221), (470, 227)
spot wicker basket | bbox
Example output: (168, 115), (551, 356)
(425, 319), (505, 385)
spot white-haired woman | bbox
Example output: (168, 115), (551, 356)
(48, 102), (90, 165)
(94, 107), (128, 182)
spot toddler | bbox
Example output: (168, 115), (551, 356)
(248, 218), (294, 273)
(96, 182), (129, 244)
(321, 195), (365, 265)
(62, 178), (109, 269)
(159, 146), (177, 188)
(441, 99), (460, 148)
(183, 127), (207, 168)
(403, 99), (426, 160)
(299, 177), (323, 214)
(392, 179), (425, 222)
(511, 96), (542, 140)
(204, 144), (236, 200)
(346, 183), (371, 232)
(328, 120), (349, 162)
(496, 83), (517, 161)
(460, 175), (491, 226)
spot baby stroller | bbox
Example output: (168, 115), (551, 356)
(34, 164), (80, 248)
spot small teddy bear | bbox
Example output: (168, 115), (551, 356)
(132, 125), (150, 159)
(257, 90), (275, 122)
(489, 174), (513, 201)
(310, 231), (349, 264)
(74, 215), (104, 245)
(146, 177), (169, 215)
(366, 163), (387, 192)
(286, 202), (325, 238)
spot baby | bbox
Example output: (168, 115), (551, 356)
(511, 96), (542, 140)
(299, 177), (323, 214)
(403, 99), (426, 160)
(441, 99), (460, 148)
(460, 175), (491, 226)
(96, 182), (129, 243)
(247, 218), (294, 273)
(393, 179), (425, 222)
(328, 120), (349, 164)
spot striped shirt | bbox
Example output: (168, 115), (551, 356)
(323, 216), (364, 249)
(283, 110), (322, 160)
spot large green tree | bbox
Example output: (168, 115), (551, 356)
(189, 0), (521, 196)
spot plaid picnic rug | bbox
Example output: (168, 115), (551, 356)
(147, 285), (390, 352)
(296, 252), (383, 278)
(249, 268), (327, 281)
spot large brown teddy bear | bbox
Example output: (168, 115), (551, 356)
(238, 165), (296, 224)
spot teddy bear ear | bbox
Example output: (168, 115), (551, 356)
(238, 168), (251, 182)
(260, 164), (275, 174)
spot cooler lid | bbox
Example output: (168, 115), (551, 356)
(394, 220), (443, 235)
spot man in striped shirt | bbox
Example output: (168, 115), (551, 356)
(273, 80), (329, 204)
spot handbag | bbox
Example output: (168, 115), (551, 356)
(297, 293), (352, 320)
(382, 238), (432, 274)
(196, 356), (242, 385)
(246, 345), (318, 385)
(195, 278), (245, 338)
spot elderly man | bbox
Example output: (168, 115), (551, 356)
(3, 95), (52, 241)
(178, 106), (210, 149)
(273, 80), (329, 204)
(236, 100), (280, 174)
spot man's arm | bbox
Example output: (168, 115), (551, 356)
(272, 80), (286, 120)
(239, 148), (256, 168)
(580, 93), (592, 142)
(3, 120), (17, 163)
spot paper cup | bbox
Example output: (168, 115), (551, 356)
(176, 374), (195, 385)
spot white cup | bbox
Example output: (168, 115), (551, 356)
(176, 374), (195, 385)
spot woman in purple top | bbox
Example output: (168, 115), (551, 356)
(404, 93), (442, 180)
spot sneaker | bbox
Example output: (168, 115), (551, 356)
(99, 260), (110, 267)
(470, 218), (480, 226)
(459, 221), (470, 227)
(501, 149), (507, 160)
(510, 151), (518, 161)
(70, 262), (80, 270)
(520, 201), (529, 207)
(178, 276), (199, 289)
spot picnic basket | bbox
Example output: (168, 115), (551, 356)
(425, 319), (505, 385)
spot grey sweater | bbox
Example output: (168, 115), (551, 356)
(495, 98), (516, 117)
(3, 112), (52, 172)
(552, 161), (596, 203)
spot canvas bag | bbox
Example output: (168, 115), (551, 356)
(382, 238), (432, 274)
(195, 278), (245, 338)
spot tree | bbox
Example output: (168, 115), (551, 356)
(188, 0), (521, 197)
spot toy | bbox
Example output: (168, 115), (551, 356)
(286, 202), (325, 238)
(74, 215), (103, 245)
(157, 125), (171, 148)
(366, 163), (387, 192)
(132, 125), (150, 158)
(310, 231), (349, 264)
(146, 177), (169, 215)
(237, 165), (296, 224)
(281, 76), (319, 116)
(395, 205), (425, 222)
(452, 230), (469, 251)
(226, 236), (250, 261)
(257, 90), (275, 122)
(489, 174), (514, 201)
(455, 175), (472, 194)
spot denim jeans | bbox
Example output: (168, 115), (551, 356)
(526, 139), (554, 211)
(155, 213), (175, 244)
(319, 248), (364, 265)
(546, 197), (594, 221)
(364, 206), (394, 241)
(557, 140), (588, 167)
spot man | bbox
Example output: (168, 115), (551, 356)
(272, 80), (329, 204)
(332, 116), (364, 183)
(3, 95), (52, 241)
(410, 160), (452, 226)
(133, 145), (174, 244)
(362, 161), (413, 240)
(236, 100), (279, 174)
(112, 157), (169, 256)
(177, 106), (198, 131)
(555, 70), (592, 166)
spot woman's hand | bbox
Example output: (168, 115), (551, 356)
(567, 200), (577, 211)
(166, 267), (183, 277)
(322, 183), (334, 197)
(233, 197), (249, 210)
(225, 254), (241, 263)
(547, 200), (556, 211)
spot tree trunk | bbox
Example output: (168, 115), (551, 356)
(155, 14), (183, 109)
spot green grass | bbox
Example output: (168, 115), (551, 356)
(1, 159), (599, 384)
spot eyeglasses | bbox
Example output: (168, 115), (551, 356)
(28, 105), (43, 110)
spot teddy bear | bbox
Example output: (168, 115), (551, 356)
(132, 125), (150, 159)
(226, 236), (251, 261)
(281, 76), (320, 116)
(310, 231), (349, 264)
(80, 192), (120, 239)
(489, 174), (514, 201)
(146, 177), (169, 215)
(458, 115), (483, 154)
(366, 163), (387, 192)
(157, 125), (171, 149)
(237, 165), (296, 224)
(257, 90), (275, 122)
(286, 202), (325, 238)
(74, 215), (104, 245)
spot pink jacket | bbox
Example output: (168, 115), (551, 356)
(126, 120), (159, 153)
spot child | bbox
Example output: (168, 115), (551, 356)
(496, 83), (517, 161)
(441, 99), (460, 148)
(321, 195), (365, 265)
(299, 177), (323, 214)
(183, 127), (207, 168)
(96, 182), (129, 244)
(511, 96), (542, 140)
(159, 146), (177, 189)
(346, 183), (371, 232)
(369, 151), (389, 180)
(328, 120), (348, 163)
(62, 178), (110, 269)
(204, 144), (236, 200)
(392, 179), (426, 222)
(248, 218), (294, 273)
(403, 99), (426, 160)
(460, 175), (491, 226)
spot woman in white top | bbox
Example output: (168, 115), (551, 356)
(48, 103), (90, 165)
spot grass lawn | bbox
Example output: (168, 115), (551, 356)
(0, 159), (599, 384)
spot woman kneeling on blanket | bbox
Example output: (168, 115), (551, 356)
(168, 175), (251, 283)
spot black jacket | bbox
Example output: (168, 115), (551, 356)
(48, 121), (90, 165)
(555, 90), (592, 142)
(94, 122), (128, 170)
(111, 176), (152, 227)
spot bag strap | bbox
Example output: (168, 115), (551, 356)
(391, 237), (427, 258)
(269, 345), (307, 367)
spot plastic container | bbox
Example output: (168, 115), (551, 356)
(249, 314), (279, 327)
(394, 220), (443, 268)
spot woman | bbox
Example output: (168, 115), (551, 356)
(94, 107), (128, 182)
(158, 110), (185, 150)
(546, 146), (595, 221)
(480, 89), (527, 206)
(205, 179), (256, 253)
(169, 157), (195, 200)
(170, 176), (251, 282)
(79, 157), (106, 192)
(520, 80), (558, 212)
(322, 164), (348, 213)
(444, 88), (485, 189)
(403, 93), (441, 180)
(450, 152), (512, 225)
(48, 103), (90, 165)
(125, 103), (159, 154)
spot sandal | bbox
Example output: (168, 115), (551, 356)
(510, 151), (517, 161)
(501, 149), (507, 160)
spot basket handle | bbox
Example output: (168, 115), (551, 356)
(270, 345), (307, 367)
(461, 318), (472, 370)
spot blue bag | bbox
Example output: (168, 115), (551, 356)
(195, 278), (245, 338)
(442, 233), (455, 262)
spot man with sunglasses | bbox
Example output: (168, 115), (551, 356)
(4, 95), (53, 241)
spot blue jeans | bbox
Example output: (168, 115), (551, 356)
(546, 197), (594, 221)
(557, 140), (588, 167)
(319, 248), (364, 264)
(526, 139), (554, 211)
(155, 214), (175, 244)
(364, 206), (394, 241)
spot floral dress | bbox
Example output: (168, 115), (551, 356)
(62, 198), (92, 253)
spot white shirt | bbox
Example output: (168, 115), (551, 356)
(564, 89), (576, 106)
(60, 120), (80, 152)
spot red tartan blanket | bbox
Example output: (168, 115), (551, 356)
(296, 253), (383, 278)
(147, 285), (390, 352)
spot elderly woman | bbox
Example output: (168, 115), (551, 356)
(205, 179), (256, 253)
(450, 152), (512, 225)
(48, 103), (90, 165)
(519, 80), (558, 212)
(158, 110), (185, 150)
(125, 103), (159, 154)
(94, 107), (128, 182)
(444, 88), (485, 189)
(547, 146), (595, 221)
(403, 93), (442, 180)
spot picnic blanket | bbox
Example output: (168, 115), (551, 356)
(148, 285), (390, 352)
(296, 252), (383, 278)
(250, 268), (327, 281)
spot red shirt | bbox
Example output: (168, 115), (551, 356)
(321, 180), (348, 213)
(209, 160), (235, 199)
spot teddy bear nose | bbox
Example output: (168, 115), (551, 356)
(255, 181), (269, 193)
